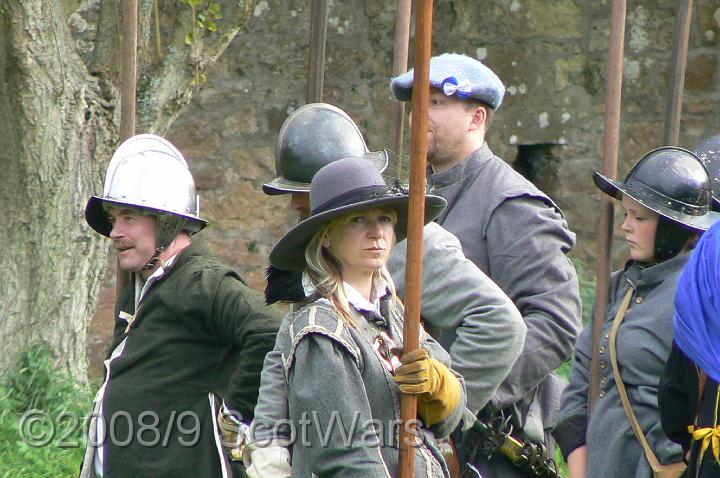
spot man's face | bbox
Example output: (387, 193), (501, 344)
(107, 207), (158, 272)
(425, 89), (481, 170)
(290, 192), (311, 220)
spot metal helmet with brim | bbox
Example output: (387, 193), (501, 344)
(593, 146), (717, 233)
(263, 103), (389, 195)
(693, 134), (720, 211)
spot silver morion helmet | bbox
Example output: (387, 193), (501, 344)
(85, 134), (208, 241)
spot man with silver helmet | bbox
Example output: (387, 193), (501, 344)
(243, 103), (526, 477)
(79, 134), (283, 478)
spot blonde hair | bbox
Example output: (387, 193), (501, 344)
(304, 208), (398, 325)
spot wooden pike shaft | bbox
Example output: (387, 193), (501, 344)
(590, 0), (627, 415)
(389, 0), (411, 173)
(116, 0), (138, 300)
(398, 1), (433, 476)
(663, 0), (693, 146)
(306, 0), (328, 103)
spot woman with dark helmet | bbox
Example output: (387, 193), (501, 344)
(658, 135), (720, 478)
(267, 157), (466, 477)
(553, 146), (719, 478)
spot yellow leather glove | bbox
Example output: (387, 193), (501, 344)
(393, 348), (462, 426)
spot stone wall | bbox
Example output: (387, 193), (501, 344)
(86, 0), (720, 375)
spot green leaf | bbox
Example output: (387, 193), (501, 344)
(207, 20), (217, 32)
(184, 32), (194, 45)
(209, 3), (221, 15)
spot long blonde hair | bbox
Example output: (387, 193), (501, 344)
(304, 208), (397, 325)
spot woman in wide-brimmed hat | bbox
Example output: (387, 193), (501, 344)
(554, 146), (720, 478)
(267, 156), (465, 477)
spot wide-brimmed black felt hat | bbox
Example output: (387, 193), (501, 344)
(269, 157), (446, 271)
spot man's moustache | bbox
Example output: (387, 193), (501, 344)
(113, 241), (133, 250)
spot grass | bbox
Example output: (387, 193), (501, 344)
(0, 345), (93, 478)
(573, 257), (598, 326)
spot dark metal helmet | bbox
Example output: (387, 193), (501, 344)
(693, 134), (720, 211)
(263, 103), (388, 195)
(593, 146), (718, 233)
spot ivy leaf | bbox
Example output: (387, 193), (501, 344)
(191, 72), (208, 86)
(209, 3), (221, 15)
(207, 20), (217, 32)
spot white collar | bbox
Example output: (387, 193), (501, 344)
(304, 271), (392, 314)
(343, 281), (380, 315)
(133, 253), (180, 308)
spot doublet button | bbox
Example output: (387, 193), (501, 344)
(635, 296), (643, 304)
(600, 360), (607, 369)
(599, 345), (606, 355)
(599, 390), (606, 398)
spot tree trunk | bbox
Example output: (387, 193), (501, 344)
(0, 0), (249, 380)
(0, 2), (116, 380)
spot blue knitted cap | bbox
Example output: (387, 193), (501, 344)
(390, 53), (505, 110)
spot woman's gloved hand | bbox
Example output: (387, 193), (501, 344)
(393, 348), (462, 426)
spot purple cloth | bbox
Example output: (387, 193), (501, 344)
(674, 220), (720, 382)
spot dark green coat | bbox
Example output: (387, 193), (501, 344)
(86, 242), (282, 477)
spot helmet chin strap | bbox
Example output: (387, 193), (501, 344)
(142, 214), (187, 271)
(142, 247), (166, 271)
(653, 217), (695, 263)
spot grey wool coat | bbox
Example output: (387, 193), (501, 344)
(387, 222), (526, 414)
(554, 255), (687, 478)
(428, 144), (581, 477)
(428, 144), (581, 416)
(280, 296), (466, 478)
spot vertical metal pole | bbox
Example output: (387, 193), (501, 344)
(663, 0), (693, 146)
(590, 0), (627, 415)
(390, 0), (412, 177)
(306, 0), (328, 103)
(398, 1), (433, 476)
(116, 0), (138, 300)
